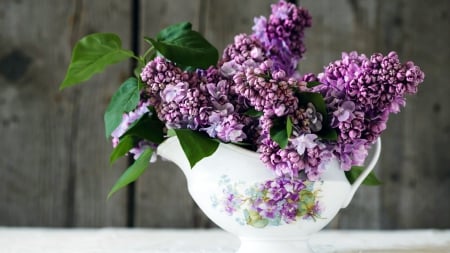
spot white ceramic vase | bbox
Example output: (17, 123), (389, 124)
(157, 137), (381, 253)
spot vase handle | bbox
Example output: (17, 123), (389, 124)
(341, 138), (382, 208)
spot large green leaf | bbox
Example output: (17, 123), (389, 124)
(173, 129), (219, 168)
(345, 166), (382, 186)
(121, 112), (165, 144)
(104, 77), (140, 138)
(270, 116), (290, 149)
(60, 33), (134, 89)
(156, 22), (192, 41)
(109, 135), (135, 165)
(108, 148), (153, 199)
(147, 30), (218, 69)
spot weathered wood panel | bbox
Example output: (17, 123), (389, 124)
(203, 0), (276, 54)
(0, 0), (129, 226)
(376, 0), (450, 229)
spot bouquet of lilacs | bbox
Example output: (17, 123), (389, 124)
(60, 0), (424, 198)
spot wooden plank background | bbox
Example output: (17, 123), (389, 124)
(0, 0), (448, 229)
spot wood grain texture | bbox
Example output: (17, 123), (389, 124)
(376, 0), (450, 229)
(0, 0), (129, 226)
(202, 0), (276, 53)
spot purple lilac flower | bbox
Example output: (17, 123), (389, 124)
(221, 33), (268, 75)
(160, 82), (189, 103)
(252, 0), (312, 76)
(215, 114), (247, 142)
(258, 121), (331, 181)
(198, 68), (252, 143)
(141, 56), (251, 144)
(111, 100), (151, 148)
(233, 60), (298, 117)
(141, 56), (194, 102)
(317, 51), (424, 170)
(291, 134), (317, 155)
(141, 56), (211, 130)
(111, 100), (158, 162)
(130, 140), (158, 162)
(339, 140), (368, 170)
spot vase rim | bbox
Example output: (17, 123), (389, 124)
(162, 136), (261, 160)
(218, 140), (261, 160)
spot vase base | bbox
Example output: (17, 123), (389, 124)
(237, 238), (313, 253)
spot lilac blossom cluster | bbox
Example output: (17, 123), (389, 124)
(252, 0), (312, 76)
(111, 0), (424, 192)
(231, 59), (331, 180)
(315, 51), (424, 169)
(140, 56), (248, 143)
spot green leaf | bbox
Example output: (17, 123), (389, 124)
(244, 209), (269, 228)
(286, 116), (293, 139)
(104, 77), (140, 138)
(109, 135), (135, 165)
(244, 108), (263, 118)
(297, 92), (327, 117)
(345, 166), (382, 186)
(249, 218), (269, 228)
(166, 128), (176, 137)
(270, 116), (289, 149)
(156, 22), (192, 41)
(60, 33), (134, 89)
(147, 30), (219, 69)
(134, 59), (147, 80)
(296, 92), (338, 141)
(108, 148), (153, 198)
(319, 128), (338, 141)
(121, 112), (165, 144)
(306, 81), (322, 88)
(173, 129), (219, 168)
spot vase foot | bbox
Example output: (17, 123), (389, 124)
(237, 238), (313, 253)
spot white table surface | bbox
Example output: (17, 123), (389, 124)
(0, 228), (449, 253)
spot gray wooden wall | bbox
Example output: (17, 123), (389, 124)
(0, 0), (448, 229)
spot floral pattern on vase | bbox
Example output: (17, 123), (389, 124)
(211, 175), (323, 228)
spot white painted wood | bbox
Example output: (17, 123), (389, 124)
(0, 228), (448, 253)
